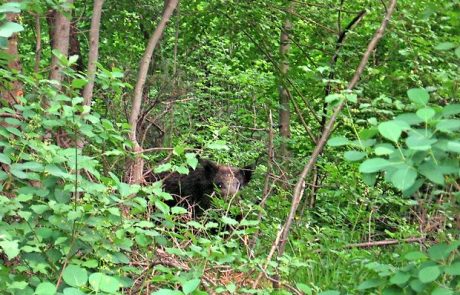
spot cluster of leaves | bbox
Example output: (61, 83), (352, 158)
(329, 88), (459, 194)
(0, 2), (23, 49)
(357, 241), (460, 294)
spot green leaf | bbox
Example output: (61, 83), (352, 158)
(63, 288), (86, 295)
(221, 216), (238, 226)
(318, 291), (340, 295)
(185, 153), (198, 169)
(0, 240), (19, 259)
(357, 278), (384, 290)
(418, 265), (441, 283)
(359, 158), (391, 173)
(428, 243), (452, 261)
(0, 21), (24, 38)
(406, 134), (437, 151)
(9, 163), (27, 179)
(407, 88), (429, 105)
(296, 283), (312, 295)
(182, 278), (200, 295)
(409, 279), (425, 292)
(71, 79), (88, 89)
(155, 200), (170, 214)
(171, 206), (187, 215)
(436, 119), (460, 133)
(343, 151), (366, 161)
(431, 287), (453, 295)
(419, 162), (444, 185)
(89, 273), (121, 294)
(404, 251), (427, 261)
(374, 143), (395, 155)
(362, 173), (377, 186)
(0, 2), (22, 13)
(434, 42), (456, 51)
(391, 165), (417, 191)
(390, 271), (411, 285)
(0, 153), (11, 165)
(442, 104), (460, 117)
(327, 136), (349, 147)
(206, 140), (229, 150)
(444, 262), (460, 275)
(378, 121), (403, 142)
(175, 165), (189, 175)
(416, 107), (435, 121)
(35, 282), (57, 295)
(63, 265), (88, 287)
(455, 46), (460, 58)
(154, 163), (172, 173)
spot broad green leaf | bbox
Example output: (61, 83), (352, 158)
(409, 279), (425, 292)
(89, 273), (121, 294)
(442, 104), (460, 117)
(390, 271), (410, 285)
(396, 113), (424, 125)
(296, 283), (312, 295)
(378, 121), (403, 142)
(19, 161), (44, 172)
(182, 278), (200, 295)
(456, 46), (460, 58)
(374, 143), (395, 155)
(406, 134), (437, 151)
(175, 165), (189, 175)
(428, 243), (452, 261)
(63, 265), (88, 287)
(434, 42), (456, 51)
(155, 200), (170, 214)
(221, 216), (238, 226)
(436, 119), (460, 133)
(171, 206), (187, 215)
(0, 240), (19, 259)
(391, 165), (417, 191)
(186, 153), (198, 169)
(327, 136), (349, 147)
(318, 291), (340, 295)
(63, 288), (86, 295)
(206, 140), (229, 150)
(9, 163), (27, 179)
(359, 158), (391, 173)
(343, 151), (366, 161)
(0, 153), (11, 165)
(418, 265), (441, 283)
(407, 88), (429, 105)
(71, 79), (87, 89)
(0, 21), (24, 38)
(0, 2), (22, 13)
(444, 262), (460, 275)
(404, 251), (427, 261)
(416, 107), (435, 121)
(154, 163), (172, 173)
(35, 282), (56, 295)
(362, 173), (377, 186)
(357, 278), (384, 290)
(431, 287), (453, 295)
(419, 162), (444, 185)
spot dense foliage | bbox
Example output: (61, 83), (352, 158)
(0, 0), (459, 294)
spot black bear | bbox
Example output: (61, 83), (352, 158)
(148, 159), (253, 216)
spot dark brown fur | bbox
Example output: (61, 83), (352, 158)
(147, 159), (252, 215)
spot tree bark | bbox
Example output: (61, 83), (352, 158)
(1, 0), (23, 106)
(278, 1), (293, 159)
(49, 0), (74, 87)
(276, 0), (397, 257)
(83, 0), (105, 106)
(127, 0), (179, 184)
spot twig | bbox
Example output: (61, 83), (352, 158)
(345, 237), (425, 248)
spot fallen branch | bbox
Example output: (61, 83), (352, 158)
(344, 237), (425, 248)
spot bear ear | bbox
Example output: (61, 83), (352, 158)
(200, 159), (218, 177)
(241, 165), (253, 185)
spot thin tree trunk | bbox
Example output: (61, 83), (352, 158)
(49, 0), (74, 87)
(83, 0), (105, 106)
(128, 0), (179, 184)
(278, 1), (293, 159)
(276, 0), (397, 258)
(33, 13), (42, 73)
(1, 0), (23, 106)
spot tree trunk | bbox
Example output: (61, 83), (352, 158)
(1, 0), (23, 106)
(83, 0), (105, 106)
(278, 1), (293, 159)
(127, 0), (179, 184)
(49, 0), (74, 87)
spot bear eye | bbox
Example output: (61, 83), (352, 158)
(215, 182), (223, 188)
